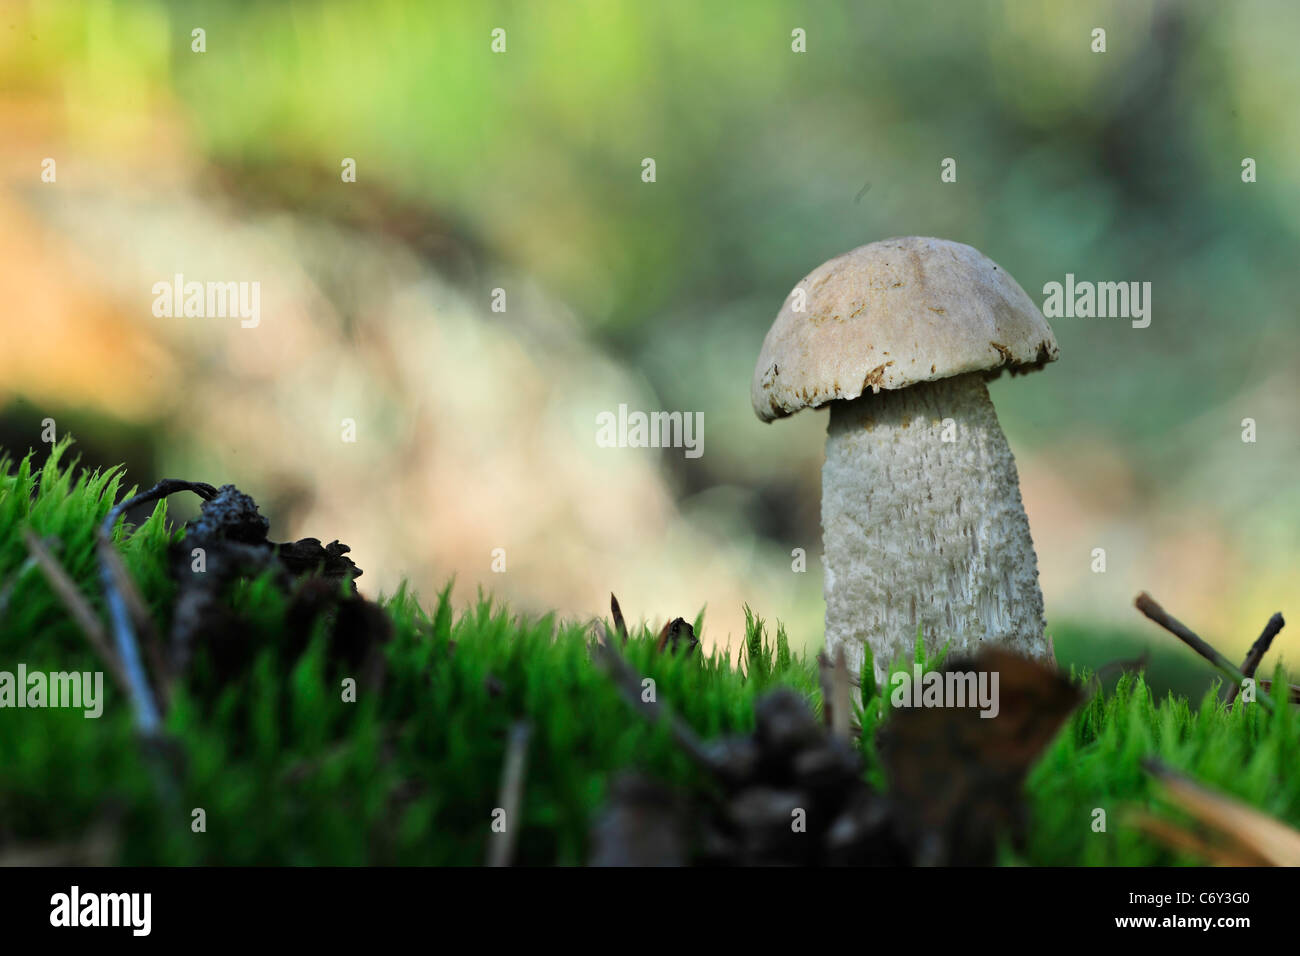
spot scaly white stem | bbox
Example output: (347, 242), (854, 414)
(821, 372), (1049, 682)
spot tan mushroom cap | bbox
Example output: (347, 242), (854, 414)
(751, 236), (1059, 422)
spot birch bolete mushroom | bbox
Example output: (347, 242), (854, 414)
(751, 237), (1059, 682)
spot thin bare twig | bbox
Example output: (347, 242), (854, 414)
(610, 592), (628, 644)
(98, 479), (216, 734)
(830, 647), (852, 739)
(0, 553), (39, 618)
(486, 722), (532, 867)
(1258, 679), (1300, 705)
(96, 539), (170, 712)
(1084, 651), (1149, 698)
(22, 529), (129, 695)
(1133, 592), (1274, 713)
(817, 649), (854, 739)
(1229, 612), (1286, 706)
(817, 653), (833, 730)
(591, 622), (717, 771)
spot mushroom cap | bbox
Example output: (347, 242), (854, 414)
(751, 236), (1059, 422)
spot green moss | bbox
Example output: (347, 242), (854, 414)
(2, 441), (1297, 865)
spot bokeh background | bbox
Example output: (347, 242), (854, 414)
(2, 0), (1297, 691)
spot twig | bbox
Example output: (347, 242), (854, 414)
(830, 647), (852, 739)
(817, 649), (854, 739)
(591, 622), (718, 771)
(22, 529), (129, 695)
(1095, 651), (1149, 681)
(1229, 612), (1286, 706)
(96, 539), (170, 712)
(1133, 592), (1273, 713)
(1086, 651), (1149, 696)
(98, 479), (217, 735)
(1134, 592), (1238, 674)
(610, 592), (628, 644)
(0, 553), (39, 618)
(817, 654), (833, 730)
(486, 721), (531, 867)
(1258, 679), (1300, 704)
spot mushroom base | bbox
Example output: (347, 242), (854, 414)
(822, 372), (1050, 683)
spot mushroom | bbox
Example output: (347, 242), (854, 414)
(751, 237), (1059, 682)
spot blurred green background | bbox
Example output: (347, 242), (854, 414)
(1, 0), (1296, 696)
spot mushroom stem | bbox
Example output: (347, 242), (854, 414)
(821, 372), (1049, 681)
